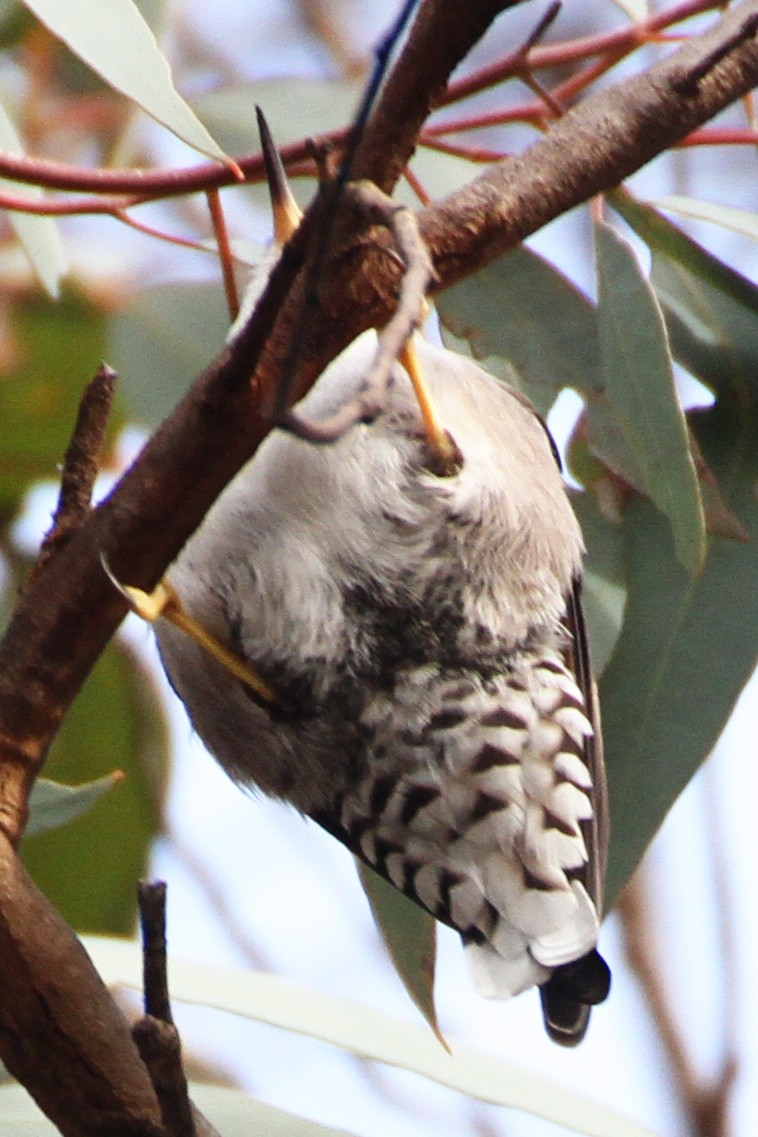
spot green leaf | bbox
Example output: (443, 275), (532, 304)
(653, 194), (758, 242)
(0, 286), (116, 517)
(0, 1081), (359, 1137)
(86, 936), (659, 1137)
(22, 640), (168, 933)
(437, 245), (602, 416)
(194, 77), (361, 157)
(108, 282), (229, 427)
(356, 861), (443, 1047)
(594, 221), (704, 574)
(191, 1084), (359, 1137)
(20, 0), (231, 165)
(27, 772), (124, 836)
(609, 187), (758, 399)
(602, 397), (758, 902)
(570, 491), (627, 677)
(0, 97), (67, 297)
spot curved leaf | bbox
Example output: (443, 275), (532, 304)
(609, 188), (758, 399)
(109, 282), (229, 428)
(594, 221), (704, 574)
(570, 490), (627, 677)
(356, 861), (443, 1047)
(602, 398), (758, 902)
(654, 194), (758, 242)
(0, 99), (67, 297)
(0, 287), (115, 516)
(437, 245), (601, 415)
(0, 1081), (358, 1137)
(27, 772), (124, 837)
(85, 936), (659, 1137)
(20, 0), (231, 165)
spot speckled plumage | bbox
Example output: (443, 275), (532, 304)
(155, 331), (610, 1043)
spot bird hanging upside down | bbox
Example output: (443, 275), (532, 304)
(131, 112), (610, 1045)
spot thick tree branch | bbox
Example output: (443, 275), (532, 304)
(0, 833), (165, 1137)
(351, 0), (524, 190)
(422, 1), (758, 287)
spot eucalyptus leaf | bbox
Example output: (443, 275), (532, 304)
(193, 77), (361, 157)
(570, 491), (627, 677)
(609, 188), (758, 399)
(0, 1081), (359, 1137)
(0, 287), (115, 516)
(109, 282), (229, 427)
(594, 221), (704, 574)
(20, 0), (230, 165)
(437, 245), (601, 416)
(0, 99), (66, 297)
(27, 773), (123, 837)
(654, 194), (758, 242)
(357, 861), (443, 1046)
(85, 936), (659, 1137)
(602, 398), (758, 902)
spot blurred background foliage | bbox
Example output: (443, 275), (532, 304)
(1, 2), (758, 1135)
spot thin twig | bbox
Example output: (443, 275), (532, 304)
(139, 881), (173, 1025)
(133, 882), (198, 1137)
(282, 179), (434, 440)
(617, 869), (738, 1137)
(38, 364), (116, 564)
(206, 189), (240, 321)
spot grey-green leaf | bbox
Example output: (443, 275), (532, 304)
(0, 1081), (359, 1137)
(602, 396), (758, 903)
(437, 245), (602, 416)
(0, 98), (67, 298)
(570, 491), (627, 677)
(86, 936), (660, 1137)
(27, 773), (123, 837)
(609, 187), (758, 400)
(109, 282), (229, 427)
(357, 861), (443, 1046)
(594, 220), (704, 574)
(20, 0), (231, 165)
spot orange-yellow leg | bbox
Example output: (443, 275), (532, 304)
(399, 335), (461, 476)
(103, 560), (277, 705)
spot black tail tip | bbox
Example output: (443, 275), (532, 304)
(539, 949), (611, 1047)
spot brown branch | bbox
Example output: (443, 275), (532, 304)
(0, 0), (723, 207)
(0, 833), (165, 1137)
(38, 364), (116, 566)
(277, 0), (758, 410)
(421, 0), (758, 290)
(138, 882), (174, 1026)
(352, 0), (525, 191)
(617, 870), (738, 1137)
(132, 883), (198, 1137)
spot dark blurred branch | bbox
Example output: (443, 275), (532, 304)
(351, 0), (525, 191)
(618, 871), (738, 1137)
(0, 833), (165, 1137)
(133, 883), (221, 1137)
(38, 364), (117, 566)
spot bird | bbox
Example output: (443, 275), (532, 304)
(133, 112), (610, 1045)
